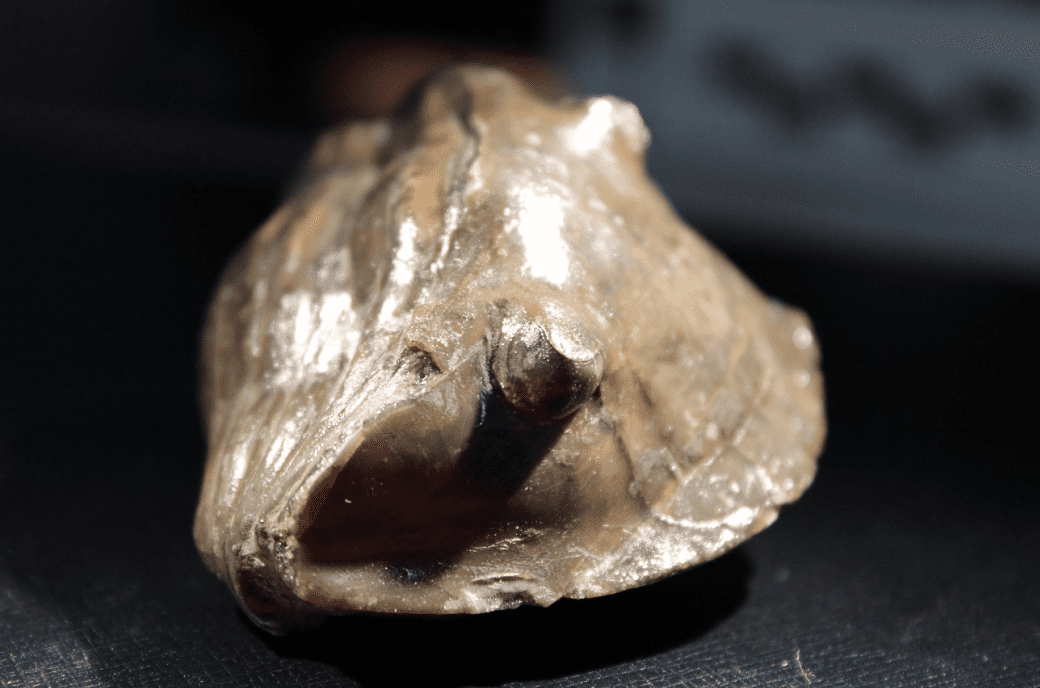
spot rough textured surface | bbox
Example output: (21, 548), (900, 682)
(193, 65), (826, 633)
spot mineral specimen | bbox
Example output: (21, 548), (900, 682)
(193, 65), (826, 634)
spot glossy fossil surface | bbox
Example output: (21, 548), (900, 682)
(194, 65), (826, 634)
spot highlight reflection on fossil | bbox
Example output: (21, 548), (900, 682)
(193, 65), (826, 634)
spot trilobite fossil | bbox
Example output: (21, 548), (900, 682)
(193, 65), (826, 634)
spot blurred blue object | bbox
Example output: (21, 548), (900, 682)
(548, 0), (1040, 275)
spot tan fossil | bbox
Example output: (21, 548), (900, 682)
(193, 65), (826, 634)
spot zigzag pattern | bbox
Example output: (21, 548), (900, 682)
(709, 40), (1035, 149)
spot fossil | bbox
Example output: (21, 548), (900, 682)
(193, 65), (826, 634)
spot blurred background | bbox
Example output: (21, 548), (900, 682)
(1, 1), (1037, 686)
(3, 0), (1039, 269)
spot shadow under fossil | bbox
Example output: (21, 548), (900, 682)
(258, 548), (752, 687)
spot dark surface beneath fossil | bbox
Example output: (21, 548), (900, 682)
(1, 143), (1038, 687)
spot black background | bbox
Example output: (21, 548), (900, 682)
(1, 2), (1038, 686)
